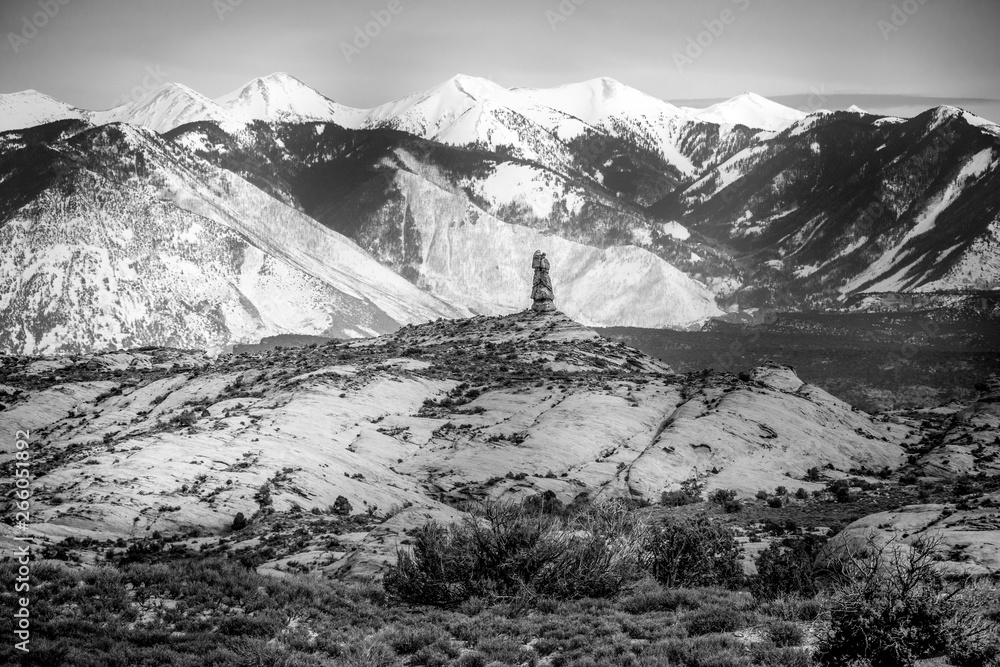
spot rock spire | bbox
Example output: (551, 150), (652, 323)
(531, 250), (555, 312)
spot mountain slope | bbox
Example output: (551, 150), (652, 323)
(660, 106), (1000, 307)
(0, 90), (87, 133)
(165, 121), (725, 327)
(515, 77), (749, 177)
(90, 83), (244, 134)
(0, 122), (464, 354)
(380, 156), (722, 326)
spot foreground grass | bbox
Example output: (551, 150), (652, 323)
(0, 557), (820, 667)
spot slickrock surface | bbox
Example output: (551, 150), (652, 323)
(0, 310), (970, 578)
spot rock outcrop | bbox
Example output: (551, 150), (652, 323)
(531, 250), (556, 312)
(0, 311), (912, 578)
(820, 504), (1000, 578)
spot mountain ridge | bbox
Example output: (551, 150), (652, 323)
(2, 73), (1000, 354)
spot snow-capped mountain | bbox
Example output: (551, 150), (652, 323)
(356, 74), (599, 176)
(2, 72), (1000, 354)
(681, 92), (807, 132)
(514, 77), (708, 176)
(215, 72), (368, 127)
(362, 74), (588, 142)
(664, 105), (1000, 306)
(0, 90), (87, 133)
(90, 82), (244, 134)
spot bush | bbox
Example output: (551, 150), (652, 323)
(766, 620), (805, 647)
(752, 536), (825, 600)
(708, 489), (737, 505)
(660, 489), (701, 507)
(816, 534), (993, 667)
(794, 488), (809, 500)
(522, 489), (564, 515)
(645, 515), (742, 589)
(333, 495), (353, 516)
(827, 479), (852, 503)
(231, 512), (248, 531)
(708, 488), (741, 513)
(768, 496), (783, 508)
(383, 500), (644, 605)
(684, 604), (748, 635)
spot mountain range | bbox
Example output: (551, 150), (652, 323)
(1, 73), (998, 354)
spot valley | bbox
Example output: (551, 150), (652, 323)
(601, 307), (1000, 411)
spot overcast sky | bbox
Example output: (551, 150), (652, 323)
(2, 0), (998, 122)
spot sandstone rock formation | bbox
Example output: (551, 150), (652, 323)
(0, 312), (917, 579)
(531, 250), (556, 312)
(820, 503), (1000, 578)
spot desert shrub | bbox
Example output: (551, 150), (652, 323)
(684, 604), (748, 635)
(708, 488), (737, 505)
(768, 496), (784, 508)
(758, 595), (826, 622)
(749, 644), (813, 667)
(523, 489), (565, 515)
(766, 620), (805, 647)
(752, 535), (826, 600)
(383, 500), (644, 605)
(755, 490), (769, 500)
(619, 583), (707, 614)
(333, 495), (353, 515)
(377, 622), (448, 655)
(942, 579), (1000, 667)
(255, 483), (272, 507)
(816, 534), (996, 667)
(794, 488), (809, 500)
(216, 614), (282, 637)
(649, 634), (745, 666)
(660, 489), (701, 507)
(645, 515), (742, 589)
(827, 479), (852, 503)
(707, 488), (742, 513)
(231, 512), (248, 531)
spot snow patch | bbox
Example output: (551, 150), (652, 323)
(660, 221), (691, 241)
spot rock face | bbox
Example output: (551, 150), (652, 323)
(0, 312), (911, 579)
(531, 250), (556, 312)
(820, 504), (1000, 578)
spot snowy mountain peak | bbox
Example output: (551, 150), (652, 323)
(362, 74), (531, 140)
(90, 82), (243, 134)
(437, 73), (511, 102)
(923, 105), (1000, 138)
(214, 72), (366, 127)
(514, 77), (689, 123)
(681, 92), (807, 132)
(0, 89), (87, 133)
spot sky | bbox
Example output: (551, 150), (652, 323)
(1, 0), (999, 122)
